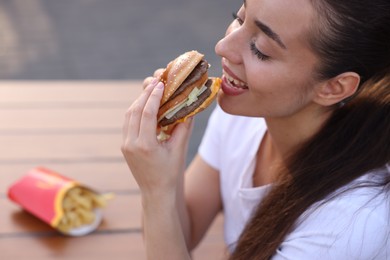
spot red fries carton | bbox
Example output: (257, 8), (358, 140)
(8, 167), (111, 236)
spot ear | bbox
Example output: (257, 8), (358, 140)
(314, 72), (360, 106)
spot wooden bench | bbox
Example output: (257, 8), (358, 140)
(0, 81), (225, 259)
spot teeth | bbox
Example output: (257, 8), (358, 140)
(223, 69), (247, 88)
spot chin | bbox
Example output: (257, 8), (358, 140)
(217, 93), (247, 116)
(217, 94), (269, 118)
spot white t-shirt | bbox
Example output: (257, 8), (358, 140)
(198, 105), (390, 259)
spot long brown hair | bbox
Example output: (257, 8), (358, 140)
(230, 0), (390, 259)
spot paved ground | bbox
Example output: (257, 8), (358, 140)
(0, 0), (240, 162)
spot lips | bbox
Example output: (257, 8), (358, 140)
(221, 66), (249, 96)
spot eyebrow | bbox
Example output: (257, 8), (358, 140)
(255, 20), (287, 50)
(243, 0), (287, 50)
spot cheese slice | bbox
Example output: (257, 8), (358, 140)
(163, 85), (207, 120)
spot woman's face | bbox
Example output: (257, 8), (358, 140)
(215, 0), (321, 118)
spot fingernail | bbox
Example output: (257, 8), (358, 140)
(155, 82), (164, 89)
(150, 78), (159, 85)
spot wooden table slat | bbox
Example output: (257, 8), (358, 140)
(0, 133), (122, 161)
(0, 81), (143, 103)
(0, 108), (127, 131)
(0, 233), (147, 260)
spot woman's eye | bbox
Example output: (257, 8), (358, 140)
(232, 12), (244, 25)
(250, 42), (270, 61)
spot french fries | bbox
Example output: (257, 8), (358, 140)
(57, 187), (113, 233)
(8, 168), (115, 236)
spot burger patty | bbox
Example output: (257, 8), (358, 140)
(168, 59), (209, 101)
(159, 79), (212, 126)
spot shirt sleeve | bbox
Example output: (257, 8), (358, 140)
(271, 198), (389, 260)
(198, 105), (224, 170)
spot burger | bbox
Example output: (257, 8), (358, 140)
(156, 50), (221, 140)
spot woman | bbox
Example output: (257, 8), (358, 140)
(122, 0), (390, 259)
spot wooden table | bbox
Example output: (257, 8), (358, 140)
(0, 81), (225, 260)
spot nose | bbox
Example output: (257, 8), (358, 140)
(215, 25), (243, 65)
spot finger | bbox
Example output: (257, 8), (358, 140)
(122, 108), (131, 143)
(142, 68), (165, 89)
(153, 68), (165, 78)
(142, 77), (154, 89)
(138, 82), (165, 142)
(127, 79), (159, 139)
(124, 80), (155, 141)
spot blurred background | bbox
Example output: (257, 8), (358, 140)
(0, 0), (240, 162)
(0, 0), (239, 79)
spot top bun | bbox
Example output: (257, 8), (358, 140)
(158, 50), (205, 105)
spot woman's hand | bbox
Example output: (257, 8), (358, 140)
(121, 79), (194, 199)
(122, 78), (194, 260)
